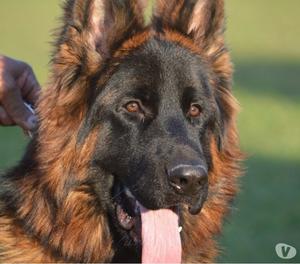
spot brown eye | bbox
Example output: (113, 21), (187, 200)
(188, 104), (202, 118)
(125, 101), (140, 113)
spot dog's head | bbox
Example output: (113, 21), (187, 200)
(36, 0), (241, 262)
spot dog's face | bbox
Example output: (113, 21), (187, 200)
(45, 0), (238, 261)
(82, 37), (223, 245)
(93, 39), (218, 205)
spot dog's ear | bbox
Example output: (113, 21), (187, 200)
(153, 0), (225, 49)
(53, 0), (147, 81)
(153, 0), (230, 91)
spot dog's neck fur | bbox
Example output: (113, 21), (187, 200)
(0, 121), (114, 262)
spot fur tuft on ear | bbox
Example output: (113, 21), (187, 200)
(188, 0), (224, 45)
(154, 0), (225, 48)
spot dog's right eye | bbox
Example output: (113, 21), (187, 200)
(124, 101), (141, 113)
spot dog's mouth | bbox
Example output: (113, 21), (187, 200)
(113, 183), (182, 263)
(113, 184), (141, 243)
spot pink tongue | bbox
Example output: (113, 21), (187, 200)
(139, 204), (182, 263)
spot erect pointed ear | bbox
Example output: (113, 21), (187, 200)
(53, 0), (148, 80)
(153, 0), (225, 49)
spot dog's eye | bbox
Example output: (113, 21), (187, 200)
(125, 101), (141, 113)
(187, 104), (202, 118)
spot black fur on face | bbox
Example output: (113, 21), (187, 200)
(78, 37), (221, 246)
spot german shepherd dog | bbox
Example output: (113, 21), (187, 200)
(0, 0), (242, 262)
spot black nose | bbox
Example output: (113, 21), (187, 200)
(167, 164), (208, 195)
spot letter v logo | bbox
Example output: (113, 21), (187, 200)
(275, 243), (297, 259)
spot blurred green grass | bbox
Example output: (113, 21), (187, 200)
(0, 1), (299, 262)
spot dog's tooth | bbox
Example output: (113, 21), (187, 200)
(175, 185), (181, 190)
(178, 226), (183, 233)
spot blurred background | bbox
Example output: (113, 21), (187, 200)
(0, 0), (299, 262)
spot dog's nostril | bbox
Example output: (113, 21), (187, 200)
(179, 177), (188, 186)
(198, 175), (208, 185)
(168, 164), (208, 195)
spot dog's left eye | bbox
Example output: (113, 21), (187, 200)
(125, 101), (141, 113)
(187, 104), (202, 118)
